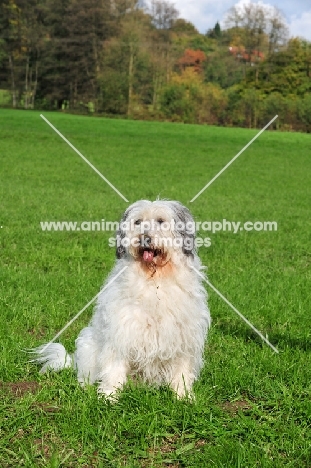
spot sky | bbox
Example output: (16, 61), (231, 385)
(172, 0), (311, 41)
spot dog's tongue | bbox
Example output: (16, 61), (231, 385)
(143, 250), (154, 262)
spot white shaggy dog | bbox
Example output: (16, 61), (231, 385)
(33, 200), (211, 398)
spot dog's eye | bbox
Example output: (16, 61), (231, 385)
(157, 218), (164, 224)
(134, 219), (141, 226)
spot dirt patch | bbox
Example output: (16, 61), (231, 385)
(141, 435), (207, 467)
(157, 435), (179, 454)
(195, 439), (206, 448)
(31, 401), (60, 413)
(140, 435), (179, 467)
(0, 381), (40, 397)
(33, 438), (51, 458)
(32, 437), (76, 464)
(27, 327), (47, 338)
(221, 399), (252, 414)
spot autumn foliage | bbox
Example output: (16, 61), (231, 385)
(178, 49), (206, 72)
(0, 0), (311, 131)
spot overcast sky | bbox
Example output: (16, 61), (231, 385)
(172, 0), (311, 41)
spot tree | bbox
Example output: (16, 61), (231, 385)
(178, 49), (206, 73)
(149, 0), (178, 30)
(225, 2), (288, 84)
(225, 2), (288, 55)
(38, 0), (112, 109)
(267, 7), (289, 57)
(206, 21), (222, 39)
(225, 2), (266, 64)
(147, 0), (179, 108)
(98, 5), (151, 116)
(19, 0), (46, 109)
(119, 8), (150, 116)
(161, 69), (227, 124)
(204, 48), (245, 88)
(0, 0), (23, 107)
(65, 0), (111, 108)
(258, 38), (311, 96)
(171, 18), (198, 36)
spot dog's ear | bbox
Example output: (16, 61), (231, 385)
(170, 201), (196, 256)
(116, 206), (134, 259)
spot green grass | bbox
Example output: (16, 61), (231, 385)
(1, 109), (311, 467)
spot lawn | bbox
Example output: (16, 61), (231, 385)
(0, 109), (311, 467)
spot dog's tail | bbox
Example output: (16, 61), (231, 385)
(29, 343), (73, 373)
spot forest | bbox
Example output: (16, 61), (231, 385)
(1, 0), (311, 131)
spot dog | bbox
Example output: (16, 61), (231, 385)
(32, 200), (211, 398)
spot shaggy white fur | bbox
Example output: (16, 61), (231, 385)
(32, 200), (211, 398)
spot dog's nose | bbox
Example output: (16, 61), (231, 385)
(144, 234), (151, 247)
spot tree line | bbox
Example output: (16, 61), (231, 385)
(0, 0), (311, 132)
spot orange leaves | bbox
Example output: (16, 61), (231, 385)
(178, 48), (206, 72)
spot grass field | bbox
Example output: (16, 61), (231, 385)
(1, 109), (311, 467)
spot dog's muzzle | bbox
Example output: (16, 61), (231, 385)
(139, 235), (162, 263)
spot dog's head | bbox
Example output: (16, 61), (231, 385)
(116, 200), (196, 270)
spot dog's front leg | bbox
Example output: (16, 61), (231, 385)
(170, 359), (195, 399)
(97, 356), (128, 397)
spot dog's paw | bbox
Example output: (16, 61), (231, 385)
(97, 386), (120, 402)
(177, 389), (195, 402)
(171, 378), (195, 401)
